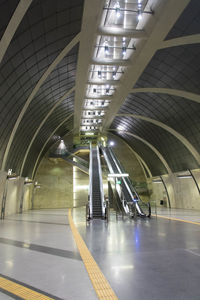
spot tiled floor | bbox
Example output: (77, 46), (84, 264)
(73, 207), (200, 300)
(155, 207), (200, 222)
(0, 209), (97, 300)
(1, 207), (200, 300)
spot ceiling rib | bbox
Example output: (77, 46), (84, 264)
(1, 33), (80, 171)
(131, 88), (200, 104)
(109, 129), (172, 174)
(102, 0), (190, 131)
(160, 34), (200, 49)
(0, 0), (33, 64)
(116, 114), (200, 165)
(20, 87), (75, 176)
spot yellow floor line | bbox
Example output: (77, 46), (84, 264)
(152, 214), (200, 226)
(0, 277), (54, 300)
(68, 209), (118, 300)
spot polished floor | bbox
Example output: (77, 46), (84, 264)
(0, 208), (200, 299)
(155, 207), (200, 222)
(0, 209), (97, 300)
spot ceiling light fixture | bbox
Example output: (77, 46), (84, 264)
(114, 1), (121, 18)
(98, 70), (102, 78)
(104, 42), (109, 55)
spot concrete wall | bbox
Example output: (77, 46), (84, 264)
(34, 156), (73, 209)
(151, 170), (200, 210)
(23, 184), (33, 211)
(107, 134), (149, 202)
(34, 154), (89, 209)
(108, 134), (146, 182)
(0, 171), (33, 217)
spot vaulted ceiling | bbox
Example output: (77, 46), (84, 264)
(0, 0), (200, 178)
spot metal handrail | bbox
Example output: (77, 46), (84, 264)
(89, 143), (93, 219)
(101, 147), (114, 174)
(96, 145), (105, 218)
(109, 147), (147, 216)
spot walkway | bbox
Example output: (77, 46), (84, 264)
(0, 209), (97, 300)
(1, 208), (200, 299)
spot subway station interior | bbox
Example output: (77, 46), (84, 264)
(0, 0), (200, 299)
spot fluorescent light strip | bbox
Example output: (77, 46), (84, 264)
(108, 173), (129, 177)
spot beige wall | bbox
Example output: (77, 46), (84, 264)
(151, 170), (200, 210)
(0, 171), (7, 201)
(107, 134), (149, 201)
(108, 135), (146, 182)
(0, 171), (33, 217)
(23, 184), (33, 211)
(34, 156), (73, 209)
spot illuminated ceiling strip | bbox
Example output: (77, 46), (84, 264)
(0, 0), (33, 64)
(131, 88), (200, 104)
(109, 129), (172, 174)
(1, 33), (80, 171)
(116, 114), (200, 165)
(91, 58), (130, 66)
(97, 27), (147, 39)
(102, 0), (190, 130)
(86, 95), (112, 100)
(160, 34), (200, 49)
(108, 173), (129, 177)
(73, 0), (105, 134)
(20, 86), (75, 176)
(32, 115), (73, 179)
(88, 80), (119, 85)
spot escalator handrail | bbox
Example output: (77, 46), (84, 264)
(101, 147), (115, 174)
(96, 145), (105, 217)
(89, 143), (93, 218)
(108, 147), (145, 216)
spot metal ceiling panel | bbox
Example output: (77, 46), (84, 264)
(166, 0), (200, 40)
(134, 44), (200, 95)
(111, 117), (198, 173)
(0, 0), (83, 175)
(113, 131), (167, 176)
(0, 0), (19, 39)
(120, 92), (200, 153)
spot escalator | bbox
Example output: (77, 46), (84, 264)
(88, 145), (105, 219)
(101, 146), (150, 218)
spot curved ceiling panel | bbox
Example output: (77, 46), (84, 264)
(5, 51), (77, 172)
(0, 0), (19, 39)
(166, 0), (200, 40)
(0, 0), (83, 174)
(134, 44), (200, 94)
(24, 117), (73, 177)
(7, 91), (74, 175)
(111, 117), (199, 173)
(119, 92), (200, 153)
(112, 132), (167, 176)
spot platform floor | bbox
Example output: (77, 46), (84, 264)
(155, 207), (200, 223)
(0, 208), (200, 299)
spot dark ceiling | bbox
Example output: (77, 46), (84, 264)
(0, 0), (83, 177)
(111, 0), (200, 176)
(0, 0), (200, 178)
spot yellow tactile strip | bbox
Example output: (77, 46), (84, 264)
(152, 214), (200, 226)
(68, 209), (118, 300)
(0, 276), (54, 300)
